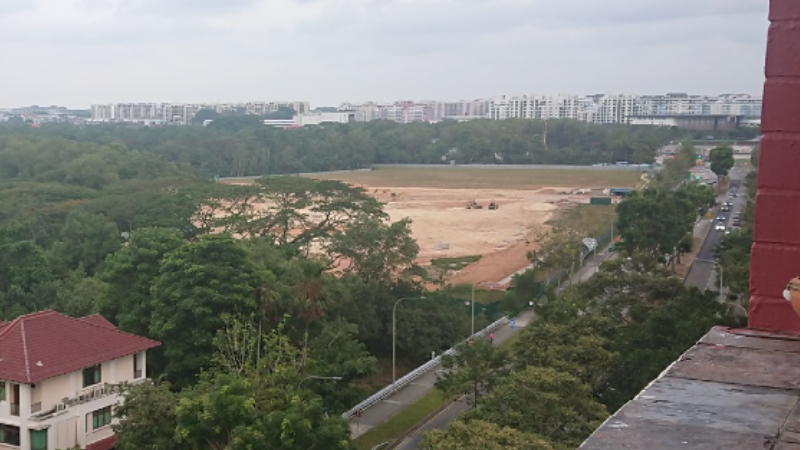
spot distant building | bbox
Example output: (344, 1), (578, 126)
(629, 114), (741, 131)
(89, 101), (310, 125)
(0, 311), (160, 450)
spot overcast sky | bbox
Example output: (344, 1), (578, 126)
(0, 0), (769, 108)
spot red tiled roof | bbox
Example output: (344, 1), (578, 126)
(77, 314), (118, 330)
(0, 311), (160, 384)
(86, 435), (117, 450)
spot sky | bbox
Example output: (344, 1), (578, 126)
(0, 0), (769, 108)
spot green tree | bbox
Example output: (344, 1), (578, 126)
(201, 177), (385, 253)
(49, 209), (121, 275)
(436, 339), (507, 408)
(326, 217), (419, 284)
(114, 381), (181, 450)
(529, 227), (585, 286)
(709, 145), (735, 183)
(466, 366), (608, 449)
(307, 319), (378, 412)
(615, 189), (694, 261)
(97, 228), (185, 337)
(422, 420), (555, 450)
(149, 235), (262, 387)
(512, 316), (618, 393)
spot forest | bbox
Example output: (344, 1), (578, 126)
(0, 123), (751, 450)
(0, 118), (757, 177)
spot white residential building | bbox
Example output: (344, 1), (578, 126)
(0, 311), (160, 450)
(89, 101), (310, 124)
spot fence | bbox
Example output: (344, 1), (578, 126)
(341, 316), (509, 420)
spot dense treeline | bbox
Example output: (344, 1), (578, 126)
(0, 119), (756, 178)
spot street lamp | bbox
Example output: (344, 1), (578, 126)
(297, 375), (343, 389)
(393, 296), (426, 384)
(695, 259), (723, 301)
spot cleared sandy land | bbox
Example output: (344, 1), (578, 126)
(223, 167), (640, 286)
(364, 186), (571, 285)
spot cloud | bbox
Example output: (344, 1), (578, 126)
(0, 0), (769, 107)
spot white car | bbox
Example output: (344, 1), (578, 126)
(715, 223), (726, 231)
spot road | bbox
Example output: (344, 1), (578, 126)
(684, 169), (747, 290)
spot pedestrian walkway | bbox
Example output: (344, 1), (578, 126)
(350, 309), (535, 438)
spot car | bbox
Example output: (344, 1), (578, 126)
(721, 206), (730, 212)
(716, 216), (726, 222)
(715, 223), (726, 231)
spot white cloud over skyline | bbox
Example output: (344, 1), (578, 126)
(0, 0), (769, 108)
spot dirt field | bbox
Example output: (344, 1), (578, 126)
(215, 168), (637, 286)
(306, 167), (643, 190)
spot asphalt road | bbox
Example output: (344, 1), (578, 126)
(684, 169), (748, 290)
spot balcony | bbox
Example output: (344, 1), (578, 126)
(31, 402), (41, 414)
(10, 404), (19, 416)
(580, 327), (800, 450)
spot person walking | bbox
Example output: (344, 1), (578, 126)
(489, 332), (495, 344)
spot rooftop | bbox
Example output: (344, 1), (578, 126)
(579, 326), (800, 450)
(0, 310), (160, 384)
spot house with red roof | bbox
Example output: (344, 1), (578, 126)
(0, 311), (160, 450)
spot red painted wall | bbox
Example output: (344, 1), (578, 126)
(749, 0), (800, 333)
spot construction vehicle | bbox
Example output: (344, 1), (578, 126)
(488, 200), (498, 210)
(466, 200), (480, 209)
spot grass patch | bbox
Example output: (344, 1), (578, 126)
(354, 390), (446, 450)
(447, 283), (506, 305)
(306, 167), (643, 190)
(425, 256), (482, 282)
(550, 204), (617, 237)
(430, 255), (482, 271)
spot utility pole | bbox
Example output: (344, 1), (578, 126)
(471, 284), (475, 336)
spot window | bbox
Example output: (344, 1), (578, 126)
(83, 365), (101, 387)
(0, 381), (4, 401)
(0, 424), (20, 446)
(91, 406), (112, 430)
(30, 429), (47, 450)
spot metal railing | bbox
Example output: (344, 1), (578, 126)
(31, 402), (41, 413)
(342, 316), (509, 420)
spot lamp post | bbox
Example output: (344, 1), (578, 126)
(297, 375), (343, 389)
(695, 259), (723, 301)
(393, 296), (426, 384)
